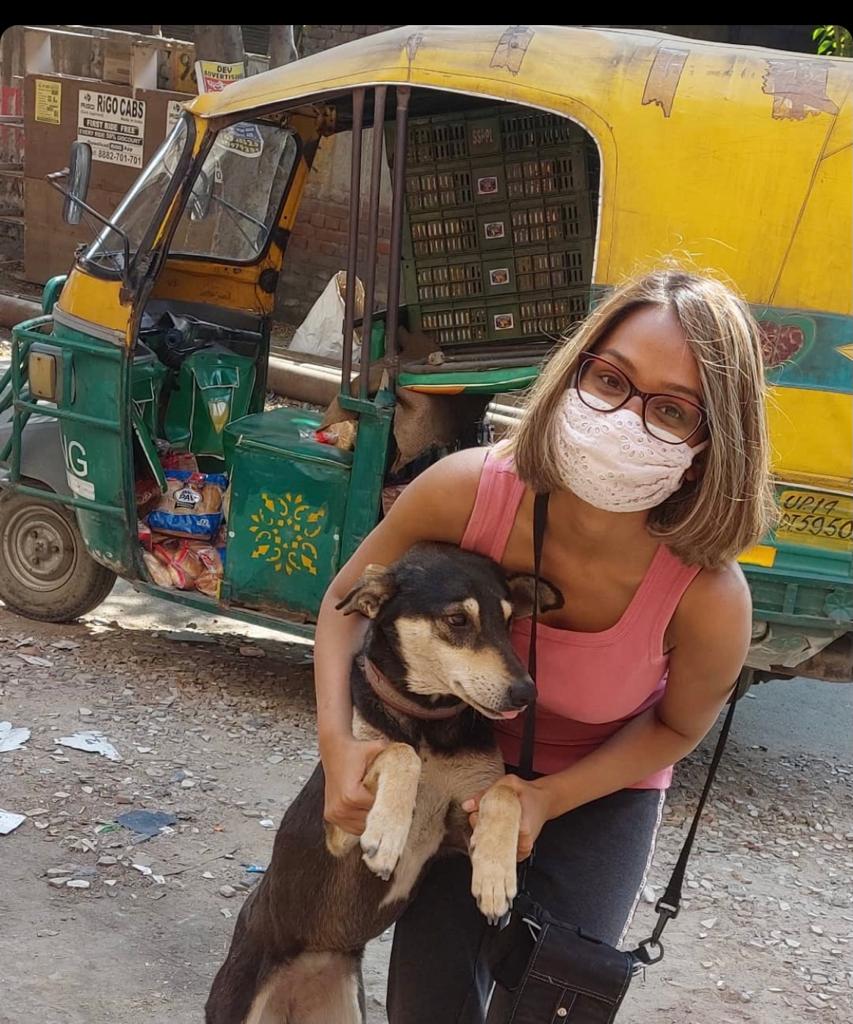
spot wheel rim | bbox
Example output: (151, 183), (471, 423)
(3, 505), (79, 593)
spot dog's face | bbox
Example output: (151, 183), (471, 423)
(337, 544), (563, 718)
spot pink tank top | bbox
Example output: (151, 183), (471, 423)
(461, 448), (702, 789)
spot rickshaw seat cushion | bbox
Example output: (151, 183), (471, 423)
(223, 408), (353, 469)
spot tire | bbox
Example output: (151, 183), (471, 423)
(0, 487), (116, 622)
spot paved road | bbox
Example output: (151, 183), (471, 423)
(737, 674), (853, 761)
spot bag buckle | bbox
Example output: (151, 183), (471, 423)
(653, 898), (679, 923)
(633, 899), (677, 968)
(633, 937), (664, 966)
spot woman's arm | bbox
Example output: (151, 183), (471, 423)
(468, 563), (753, 858)
(315, 447), (487, 834)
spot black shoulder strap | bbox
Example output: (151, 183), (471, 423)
(518, 490), (739, 965)
(631, 695), (737, 965)
(519, 491), (549, 781)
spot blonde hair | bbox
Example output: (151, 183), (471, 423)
(507, 268), (778, 568)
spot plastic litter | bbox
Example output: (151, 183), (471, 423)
(116, 809), (178, 840)
(0, 721), (31, 753)
(241, 863), (266, 873)
(55, 731), (121, 762)
(0, 809), (26, 834)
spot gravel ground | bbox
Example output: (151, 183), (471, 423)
(0, 597), (852, 1024)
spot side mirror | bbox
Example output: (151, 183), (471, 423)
(62, 141), (92, 225)
(189, 169), (213, 221)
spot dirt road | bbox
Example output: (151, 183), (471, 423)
(1, 596), (851, 1023)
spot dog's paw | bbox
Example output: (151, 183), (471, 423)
(469, 784), (521, 923)
(470, 845), (517, 924)
(360, 812), (409, 881)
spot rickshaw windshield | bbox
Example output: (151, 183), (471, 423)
(169, 120), (300, 263)
(81, 116), (192, 275)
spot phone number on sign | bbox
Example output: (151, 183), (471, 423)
(777, 491), (853, 543)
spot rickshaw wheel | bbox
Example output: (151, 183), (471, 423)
(0, 486), (116, 622)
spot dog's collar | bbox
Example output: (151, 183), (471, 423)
(361, 658), (466, 720)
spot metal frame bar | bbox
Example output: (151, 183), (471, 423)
(341, 88), (365, 398)
(383, 86), (411, 392)
(12, 482), (125, 517)
(9, 330), (28, 481)
(358, 85), (387, 400)
(11, 401), (120, 431)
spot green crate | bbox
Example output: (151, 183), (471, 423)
(404, 163), (508, 212)
(400, 106), (590, 167)
(508, 196), (595, 246)
(411, 287), (589, 345)
(518, 291), (588, 336)
(504, 145), (593, 199)
(405, 168), (474, 211)
(405, 209), (480, 259)
(412, 299), (532, 344)
(403, 253), (517, 302)
(498, 108), (587, 151)
(403, 242), (594, 304)
(515, 244), (593, 292)
(405, 112), (504, 167)
(404, 257), (485, 303)
(404, 149), (596, 213)
(411, 300), (489, 344)
(468, 196), (594, 251)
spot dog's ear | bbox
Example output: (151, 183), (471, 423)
(506, 574), (564, 620)
(335, 564), (396, 619)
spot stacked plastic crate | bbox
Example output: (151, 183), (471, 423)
(398, 106), (599, 346)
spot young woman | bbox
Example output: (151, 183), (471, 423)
(313, 268), (776, 1022)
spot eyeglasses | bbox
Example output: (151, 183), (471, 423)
(575, 352), (707, 444)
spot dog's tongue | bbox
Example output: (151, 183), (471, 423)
(499, 709), (523, 719)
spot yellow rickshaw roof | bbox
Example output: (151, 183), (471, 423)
(187, 24), (849, 120)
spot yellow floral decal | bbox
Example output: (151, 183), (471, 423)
(248, 492), (326, 575)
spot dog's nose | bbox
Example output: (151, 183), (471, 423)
(508, 677), (536, 708)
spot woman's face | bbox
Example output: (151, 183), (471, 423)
(590, 304), (708, 449)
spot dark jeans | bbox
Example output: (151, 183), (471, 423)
(386, 787), (665, 1024)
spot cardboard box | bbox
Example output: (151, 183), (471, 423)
(23, 73), (188, 283)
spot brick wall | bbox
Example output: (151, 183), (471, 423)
(300, 25), (395, 57)
(277, 25), (396, 323)
(281, 192), (393, 322)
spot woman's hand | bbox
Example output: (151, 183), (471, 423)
(463, 774), (555, 862)
(320, 734), (388, 835)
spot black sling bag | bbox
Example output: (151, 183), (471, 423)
(485, 492), (738, 1023)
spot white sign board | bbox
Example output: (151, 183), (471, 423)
(77, 90), (146, 168)
(166, 100), (184, 136)
(194, 60), (263, 158)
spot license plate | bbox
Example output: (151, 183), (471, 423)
(776, 489), (853, 552)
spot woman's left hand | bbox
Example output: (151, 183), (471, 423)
(462, 774), (554, 862)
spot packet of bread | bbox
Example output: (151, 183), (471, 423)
(147, 471), (228, 540)
(143, 534), (225, 595)
(142, 550), (174, 588)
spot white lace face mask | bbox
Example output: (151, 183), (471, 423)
(552, 389), (707, 512)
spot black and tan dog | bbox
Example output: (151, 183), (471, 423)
(206, 543), (562, 1023)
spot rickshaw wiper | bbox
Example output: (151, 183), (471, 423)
(211, 195), (267, 232)
(210, 197), (265, 252)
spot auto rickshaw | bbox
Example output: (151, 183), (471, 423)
(1, 25), (851, 685)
